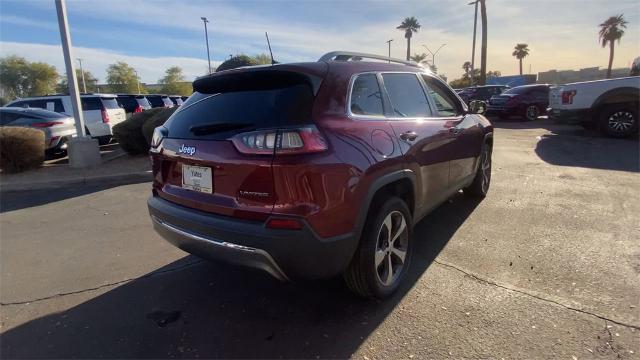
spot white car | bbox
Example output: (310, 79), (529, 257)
(548, 76), (640, 137)
(6, 94), (126, 145)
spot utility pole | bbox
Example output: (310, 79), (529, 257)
(76, 58), (86, 93)
(479, 0), (487, 85)
(201, 17), (212, 74)
(133, 69), (141, 94)
(469, 0), (479, 85)
(386, 39), (393, 63)
(55, 0), (100, 167)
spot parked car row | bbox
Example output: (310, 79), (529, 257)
(3, 93), (191, 147)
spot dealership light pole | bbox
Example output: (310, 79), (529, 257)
(469, 0), (479, 85)
(386, 39), (393, 63)
(422, 43), (447, 68)
(201, 17), (212, 74)
(55, 0), (100, 167)
(133, 69), (141, 94)
(76, 58), (86, 93)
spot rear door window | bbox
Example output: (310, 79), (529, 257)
(164, 83), (315, 139)
(382, 73), (431, 118)
(350, 73), (384, 116)
(81, 97), (103, 111)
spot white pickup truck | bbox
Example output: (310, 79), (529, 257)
(548, 76), (640, 137)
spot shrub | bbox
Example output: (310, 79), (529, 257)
(142, 107), (177, 145)
(113, 107), (177, 155)
(0, 127), (45, 173)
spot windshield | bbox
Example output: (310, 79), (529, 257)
(101, 98), (120, 109)
(503, 87), (532, 95)
(164, 83), (314, 139)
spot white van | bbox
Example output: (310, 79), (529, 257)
(6, 94), (126, 145)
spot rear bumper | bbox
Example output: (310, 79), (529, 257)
(147, 195), (357, 281)
(547, 107), (592, 124)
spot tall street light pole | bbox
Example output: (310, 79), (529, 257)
(469, 0), (479, 85)
(422, 43), (446, 68)
(55, 0), (100, 167)
(386, 39), (393, 63)
(76, 58), (86, 93)
(201, 17), (212, 74)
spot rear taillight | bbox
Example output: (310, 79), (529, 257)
(32, 121), (64, 128)
(101, 109), (110, 123)
(561, 90), (577, 104)
(231, 126), (328, 155)
(134, 105), (143, 113)
(151, 126), (167, 149)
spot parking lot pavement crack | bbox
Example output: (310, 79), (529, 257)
(433, 259), (640, 330)
(0, 259), (204, 306)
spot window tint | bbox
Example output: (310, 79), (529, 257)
(382, 73), (430, 118)
(164, 83), (315, 139)
(117, 97), (137, 111)
(350, 74), (384, 116)
(503, 86), (532, 95)
(53, 99), (65, 113)
(81, 97), (103, 111)
(146, 96), (165, 107)
(422, 75), (462, 117)
(101, 97), (120, 110)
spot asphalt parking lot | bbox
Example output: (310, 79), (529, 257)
(1, 118), (638, 359)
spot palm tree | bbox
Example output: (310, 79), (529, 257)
(462, 61), (472, 77)
(479, 0), (487, 85)
(410, 53), (428, 64)
(397, 17), (421, 61)
(599, 14), (627, 78)
(512, 43), (530, 75)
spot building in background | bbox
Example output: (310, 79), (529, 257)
(537, 66), (630, 84)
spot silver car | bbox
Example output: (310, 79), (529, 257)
(0, 107), (77, 154)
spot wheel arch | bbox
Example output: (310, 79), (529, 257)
(591, 87), (640, 117)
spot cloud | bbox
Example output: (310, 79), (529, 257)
(0, 41), (219, 83)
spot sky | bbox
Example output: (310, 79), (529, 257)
(1, 0), (639, 84)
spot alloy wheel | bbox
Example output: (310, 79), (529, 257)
(375, 211), (409, 287)
(526, 105), (539, 120)
(607, 111), (635, 133)
(481, 148), (491, 194)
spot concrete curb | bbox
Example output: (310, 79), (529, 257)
(0, 171), (153, 193)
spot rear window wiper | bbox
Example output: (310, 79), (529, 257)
(189, 122), (254, 135)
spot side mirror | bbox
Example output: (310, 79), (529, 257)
(468, 100), (487, 114)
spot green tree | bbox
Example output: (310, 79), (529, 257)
(106, 62), (139, 93)
(397, 17), (421, 61)
(462, 61), (472, 78)
(253, 53), (274, 65)
(599, 14), (628, 79)
(410, 53), (428, 64)
(158, 66), (192, 96)
(58, 69), (99, 93)
(0, 55), (59, 99)
(216, 55), (258, 72)
(512, 43), (529, 75)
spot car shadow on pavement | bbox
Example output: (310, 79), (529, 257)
(0, 183), (145, 213)
(0, 192), (481, 359)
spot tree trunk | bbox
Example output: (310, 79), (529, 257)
(479, 0), (487, 85)
(607, 41), (614, 79)
(519, 58), (523, 75)
(406, 37), (411, 61)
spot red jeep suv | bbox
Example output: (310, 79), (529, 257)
(148, 51), (493, 299)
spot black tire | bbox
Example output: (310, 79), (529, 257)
(343, 196), (413, 299)
(464, 144), (492, 198)
(97, 136), (112, 146)
(523, 104), (540, 121)
(598, 104), (638, 138)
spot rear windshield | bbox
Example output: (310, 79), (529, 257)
(101, 97), (120, 109)
(81, 97), (103, 111)
(146, 96), (164, 107)
(164, 83), (314, 139)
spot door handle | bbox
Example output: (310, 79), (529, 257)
(449, 127), (462, 136)
(399, 131), (418, 141)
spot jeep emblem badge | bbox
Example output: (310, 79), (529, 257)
(177, 144), (196, 156)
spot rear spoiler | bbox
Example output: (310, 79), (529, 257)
(193, 69), (323, 96)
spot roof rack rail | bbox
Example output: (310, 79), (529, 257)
(318, 51), (422, 68)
